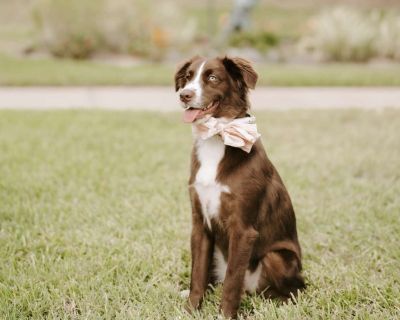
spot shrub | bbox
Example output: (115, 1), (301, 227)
(103, 0), (197, 60)
(299, 7), (377, 62)
(300, 7), (400, 62)
(33, 0), (196, 60)
(101, 0), (172, 60)
(375, 13), (400, 61)
(229, 31), (279, 53)
(33, 0), (103, 59)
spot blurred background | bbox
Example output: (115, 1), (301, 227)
(1, 2), (400, 318)
(1, 0), (400, 87)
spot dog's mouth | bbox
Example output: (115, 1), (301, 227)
(183, 101), (220, 123)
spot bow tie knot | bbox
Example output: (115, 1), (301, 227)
(193, 115), (261, 153)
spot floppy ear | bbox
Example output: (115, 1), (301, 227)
(174, 55), (201, 92)
(222, 56), (258, 90)
(174, 60), (191, 92)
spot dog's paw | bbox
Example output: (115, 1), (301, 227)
(179, 289), (190, 299)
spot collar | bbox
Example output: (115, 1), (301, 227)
(192, 115), (261, 153)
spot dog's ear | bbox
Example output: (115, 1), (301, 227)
(222, 56), (258, 90)
(174, 55), (201, 92)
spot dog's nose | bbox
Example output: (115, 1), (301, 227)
(180, 89), (194, 103)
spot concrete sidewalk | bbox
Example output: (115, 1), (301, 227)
(0, 86), (399, 110)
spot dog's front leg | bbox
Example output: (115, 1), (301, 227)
(221, 224), (258, 318)
(187, 215), (213, 311)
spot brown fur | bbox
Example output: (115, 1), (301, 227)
(176, 56), (305, 318)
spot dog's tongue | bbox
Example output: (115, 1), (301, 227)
(183, 108), (202, 123)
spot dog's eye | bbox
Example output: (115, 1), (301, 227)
(185, 72), (192, 80)
(208, 75), (217, 81)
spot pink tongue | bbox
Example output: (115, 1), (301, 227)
(183, 108), (202, 123)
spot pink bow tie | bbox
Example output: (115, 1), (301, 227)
(193, 116), (261, 153)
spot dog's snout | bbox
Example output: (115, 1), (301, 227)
(180, 89), (195, 103)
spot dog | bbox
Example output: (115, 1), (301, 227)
(175, 56), (305, 318)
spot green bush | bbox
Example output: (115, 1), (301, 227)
(300, 7), (400, 62)
(101, 0), (170, 60)
(33, 0), (103, 59)
(375, 13), (400, 61)
(102, 0), (196, 60)
(229, 31), (279, 53)
(32, 0), (194, 60)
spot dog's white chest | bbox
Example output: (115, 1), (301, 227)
(194, 136), (229, 228)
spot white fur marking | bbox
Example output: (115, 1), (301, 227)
(244, 262), (262, 293)
(179, 289), (190, 298)
(194, 135), (229, 229)
(213, 247), (228, 283)
(213, 246), (262, 293)
(183, 61), (206, 107)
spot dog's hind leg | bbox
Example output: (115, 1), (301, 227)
(259, 240), (305, 300)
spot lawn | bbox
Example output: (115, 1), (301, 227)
(2, 54), (400, 87)
(0, 110), (399, 319)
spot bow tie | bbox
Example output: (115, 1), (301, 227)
(192, 115), (261, 153)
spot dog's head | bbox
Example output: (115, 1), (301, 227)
(174, 56), (258, 123)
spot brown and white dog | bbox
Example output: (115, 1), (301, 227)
(175, 56), (305, 318)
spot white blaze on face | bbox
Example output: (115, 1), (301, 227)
(181, 61), (206, 108)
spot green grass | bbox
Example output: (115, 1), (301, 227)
(2, 54), (400, 86)
(0, 110), (399, 319)
(0, 54), (173, 87)
(256, 63), (400, 86)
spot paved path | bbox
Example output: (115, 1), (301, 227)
(0, 87), (399, 110)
